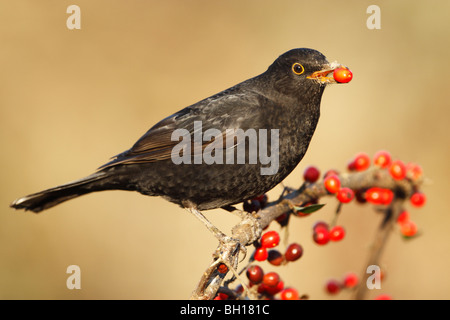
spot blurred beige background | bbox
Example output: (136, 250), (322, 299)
(1, 1), (449, 299)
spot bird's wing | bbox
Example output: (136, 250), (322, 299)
(98, 90), (267, 169)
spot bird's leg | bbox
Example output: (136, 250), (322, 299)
(186, 206), (256, 299)
(186, 206), (249, 256)
(186, 204), (266, 299)
(222, 205), (263, 263)
(186, 207), (229, 241)
(187, 206), (251, 258)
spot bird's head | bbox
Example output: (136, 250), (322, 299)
(266, 48), (352, 95)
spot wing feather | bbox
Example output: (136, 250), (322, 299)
(99, 89), (269, 169)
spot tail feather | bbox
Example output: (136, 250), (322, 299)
(10, 171), (109, 213)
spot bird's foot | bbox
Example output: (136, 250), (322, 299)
(222, 205), (263, 247)
(231, 212), (262, 249)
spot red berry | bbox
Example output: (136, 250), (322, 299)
(261, 230), (280, 248)
(347, 159), (356, 171)
(410, 192), (426, 207)
(366, 187), (393, 205)
(313, 220), (329, 231)
(253, 247), (268, 261)
(329, 225), (345, 242)
(275, 212), (289, 226)
(352, 152), (371, 171)
(267, 249), (284, 266)
(397, 210), (410, 225)
(400, 220), (418, 237)
(324, 175), (341, 194)
(265, 280), (284, 296)
(275, 212), (288, 222)
(217, 263), (228, 274)
(284, 243), (304, 262)
(336, 187), (355, 203)
(374, 150), (392, 168)
(257, 283), (268, 294)
(323, 169), (340, 179)
(379, 189), (394, 205)
(333, 67), (353, 83)
(313, 227), (330, 245)
(325, 279), (341, 294)
(389, 160), (407, 180)
(343, 272), (359, 288)
(214, 292), (229, 300)
(263, 272), (280, 287)
(365, 187), (383, 205)
(374, 294), (392, 300)
(406, 163), (423, 181)
(246, 265), (264, 284)
(280, 287), (300, 300)
(303, 165), (320, 183)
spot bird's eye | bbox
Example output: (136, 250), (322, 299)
(292, 63), (305, 75)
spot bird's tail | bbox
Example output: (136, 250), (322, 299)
(10, 171), (111, 213)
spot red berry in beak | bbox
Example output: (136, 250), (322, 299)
(333, 67), (353, 83)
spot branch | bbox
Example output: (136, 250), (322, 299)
(352, 197), (405, 300)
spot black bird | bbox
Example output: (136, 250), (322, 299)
(10, 48), (350, 238)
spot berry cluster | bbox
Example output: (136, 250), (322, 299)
(325, 271), (391, 300)
(313, 221), (345, 245)
(216, 198), (307, 300)
(346, 151), (425, 238)
(253, 230), (304, 265)
(215, 150), (425, 300)
(350, 151), (425, 204)
(305, 151), (424, 297)
(245, 265), (303, 300)
(305, 150), (426, 239)
(239, 195), (303, 299)
(215, 236), (306, 300)
(325, 272), (359, 295)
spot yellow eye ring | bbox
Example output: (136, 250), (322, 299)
(292, 63), (305, 75)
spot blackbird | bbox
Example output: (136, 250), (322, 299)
(10, 48), (350, 236)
